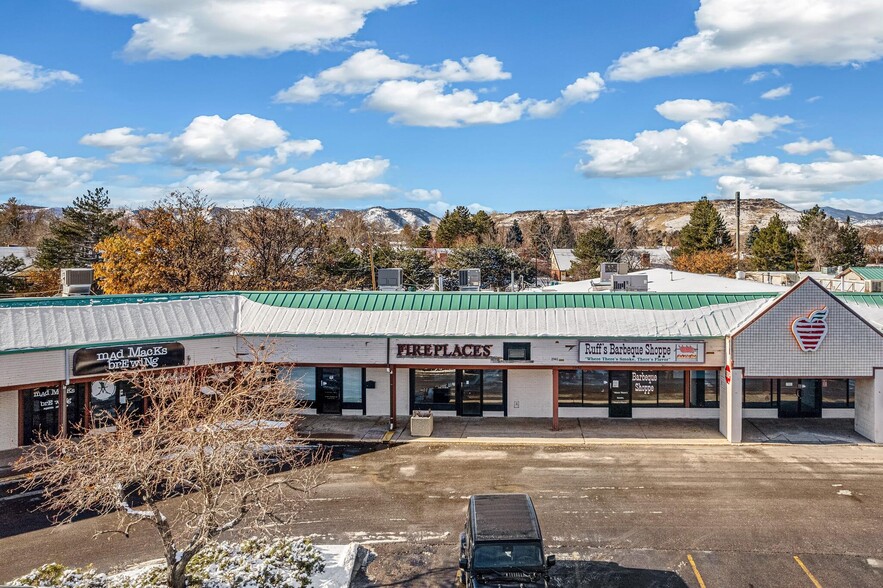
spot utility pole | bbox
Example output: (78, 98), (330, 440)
(735, 191), (742, 271)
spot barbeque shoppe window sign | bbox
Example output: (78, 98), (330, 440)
(579, 341), (705, 364)
(73, 342), (186, 376)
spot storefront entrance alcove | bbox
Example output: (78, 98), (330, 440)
(608, 370), (632, 418)
(778, 379), (822, 418)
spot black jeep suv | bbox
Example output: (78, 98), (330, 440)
(458, 493), (556, 587)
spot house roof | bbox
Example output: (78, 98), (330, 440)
(551, 248), (577, 272)
(845, 266), (883, 281)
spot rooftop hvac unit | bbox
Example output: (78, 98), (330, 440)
(61, 268), (93, 296)
(600, 262), (628, 282)
(611, 273), (648, 292)
(377, 268), (404, 291)
(458, 268), (481, 292)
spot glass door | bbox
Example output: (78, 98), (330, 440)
(22, 387), (61, 445)
(778, 380), (800, 418)
(317, 368), (343, 414)
(798, 379), (822, 418)
(608, 370), (632, 418)
(459, 369), (482, 416)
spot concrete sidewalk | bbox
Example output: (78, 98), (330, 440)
(299, 415), (871, 446)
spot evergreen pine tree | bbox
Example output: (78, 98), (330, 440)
(529, 212), (553, 259)
(554, 212), (576, 249)
(415, 225), (433, 247)
(570, 225), (620, 279)
(434, 206), (474, 246)
(830, 217), (868, 268)
(471, 210), (497, 244)
(677, 196), (732, 255)
(36, 187), (122, 269)
(505, 220), (524, 248)
(745, 225), (760, 249)
(749, 214), (799, 271)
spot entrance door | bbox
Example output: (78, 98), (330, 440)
(459, 370), (482, 416)
(317, 368), (343, 415)
(778, 379), (821, 418)
(608, 370), (632, 418)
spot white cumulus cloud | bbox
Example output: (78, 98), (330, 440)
(0, 54), (80, 91)
(275, 49), (510, 103)
(171, 114), (290, 162)
(0, 150), (105, 199)
(578, 113), (792, 178)
(782, 137), (835, 155)
(365, 71), (604, 127)
(654, 99), (733, 122)
(608, 0), (883, 81)
(761, 84), (791, 100)
(73, 0), (414, 60)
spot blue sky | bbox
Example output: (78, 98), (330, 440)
(1, 0), (883, 214)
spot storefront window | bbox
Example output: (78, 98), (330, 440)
(90, 380), (142, 429)
(343, 368), (363, 405)
(278, 367), (317, 402)
(631, 371), (657, 406)
(558, 370), (583, 405)
(821, 379), (854, 408)
(413, 368), (458, 411)
(22, 387), (61, 445)
(583, 370), (608, 406)
(690, 370), (719, 408)
(743, 379), (774, 407)
(66, 384), (87, 435)
(482, 370), (505, 411)
(557, 370), (608, 406)
(657, 371), (686, 406)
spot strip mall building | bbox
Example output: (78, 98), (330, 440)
(3, 277), (883, 450)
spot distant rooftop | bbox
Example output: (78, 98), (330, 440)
(540, 268), (789, 294)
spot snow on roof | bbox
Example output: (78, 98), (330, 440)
(0, 290), (775, 353)
(551, 248), (577, 272)
(541, 268), (789, 294)
(0, 246), (35, 268)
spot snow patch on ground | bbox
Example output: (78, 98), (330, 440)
(312, 543), (360, 588)
(837, 489), (853, 496)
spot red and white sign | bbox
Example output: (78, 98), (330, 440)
(791, 307), (829, 352)
(725, 364), (732, 384)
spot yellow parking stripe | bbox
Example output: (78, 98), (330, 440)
(687, 554), (707, 588)
(794, 555), (823, 588)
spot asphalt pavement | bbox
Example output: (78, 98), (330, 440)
(2, 442), (883, 587)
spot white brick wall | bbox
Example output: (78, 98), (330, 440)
(0, 390), (18, 450)
(0, 350), (65, 389)
(508, 369), (552, 417)
(365, 367), (390, 416)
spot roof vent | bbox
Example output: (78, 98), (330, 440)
(61, 268), (93, 296)
(611, 273), (648, 292)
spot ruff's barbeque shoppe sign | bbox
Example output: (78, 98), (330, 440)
(73, 342), (186, 376)
(579, 341), (705, 364)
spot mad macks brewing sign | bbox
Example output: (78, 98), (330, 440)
(73, 342), (185, 376)
(579, 341), (705, 364)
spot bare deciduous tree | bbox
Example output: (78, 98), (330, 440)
(234, 200), (324, 290)
(15, 346), (326, 588)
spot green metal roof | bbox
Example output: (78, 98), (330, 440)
(0, 290), (784, 311)
(847, 267), (883, 280)
(241, 291), (779, 311)
(836, 293), (883, 307)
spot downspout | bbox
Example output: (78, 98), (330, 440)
(387, 337), (396, 431)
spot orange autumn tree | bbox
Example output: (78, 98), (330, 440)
(673, 249), (737, 276)
(94, 190), (234, 294)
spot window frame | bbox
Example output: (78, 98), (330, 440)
(503, 342), (531, 361)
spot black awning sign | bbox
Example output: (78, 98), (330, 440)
(73, 342), (185, 376)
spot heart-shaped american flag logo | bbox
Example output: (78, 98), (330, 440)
(791, 307), (828, 352)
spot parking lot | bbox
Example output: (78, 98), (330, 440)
(2, 440), (883, 586)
